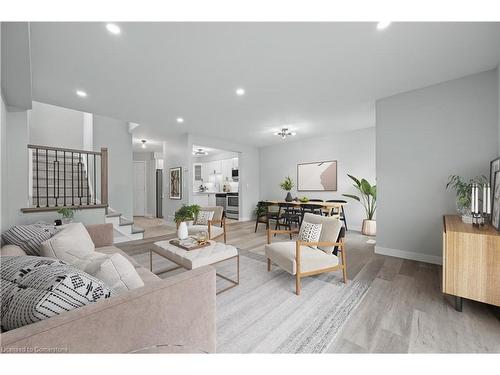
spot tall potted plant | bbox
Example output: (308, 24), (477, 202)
(174, 204), (200, 239)
(280, 176), (294, 202)
(446, 175), (487, 222)
(343, 175), (377, 236)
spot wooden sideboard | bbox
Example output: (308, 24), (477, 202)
(442, 215), (500, 311)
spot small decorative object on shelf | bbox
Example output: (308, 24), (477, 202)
(57, 207), (78, 224)
(470, 182), (491, 228)
(446, 175), (488, 224)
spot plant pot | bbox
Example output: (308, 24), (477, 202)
(177, 221), (189, 240)
(62, 217), (73, 225)
(285, 192), (293, 202)
(361, 219), (376, 236)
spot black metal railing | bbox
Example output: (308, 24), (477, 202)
(22, 144), (108, 212)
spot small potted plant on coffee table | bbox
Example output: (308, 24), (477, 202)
(174, 204), (200, 240)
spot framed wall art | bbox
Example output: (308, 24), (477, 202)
(297, 160), (337, 191)
(169, 166), (182, 200)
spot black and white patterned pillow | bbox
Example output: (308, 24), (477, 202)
(195, 211), (214, 225)
(298, 221), (322, 249)
(2, 223), (59, 256)
(1, 256), (115, 331)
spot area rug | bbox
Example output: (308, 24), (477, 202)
(132, 246), (369, 353)
(215, 251), (369, 353)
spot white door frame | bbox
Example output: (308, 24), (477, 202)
(133, 161), (147, 217)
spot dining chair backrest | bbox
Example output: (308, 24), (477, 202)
(308, 199), (324, 202)
(326, 199), (347, 203)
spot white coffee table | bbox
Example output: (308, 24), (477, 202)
(152, 239), (239, 294)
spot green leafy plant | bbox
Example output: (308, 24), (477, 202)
(174, 204), (200, 223)
(342, 175), (377, 220)
(254, 203), (267, 218)
(57, 207), (77, 219)
(280, 176), (294, 191)
(446, 175), (487, 214)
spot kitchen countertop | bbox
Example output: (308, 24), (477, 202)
(192, 191), (238, 195)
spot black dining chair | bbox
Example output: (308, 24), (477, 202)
(300, 203), (323, 221)
(254, 201), (280, 232)
(276, 202), (301, 239)
(326, 199), (348, 230)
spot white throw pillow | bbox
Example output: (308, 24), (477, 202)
(298, 221), (323, 249)
(40, 223), (96, 267)
(195, 210), (214, 225)
(84, 252), (144, 294)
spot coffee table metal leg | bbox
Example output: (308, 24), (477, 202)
(215, 255), (239, 295)
(150, 250), (153, 272)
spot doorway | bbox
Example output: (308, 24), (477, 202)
(133, 161), (147, 216)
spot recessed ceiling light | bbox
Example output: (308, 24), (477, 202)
(106, 23), (121, 35)
(141, 140), (147, 149)
(76, 90), (87, 98)
(376, 21), (392, 30)
(235, 88), (245, 96)
(176, 117), (184, 123)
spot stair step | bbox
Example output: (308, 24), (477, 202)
(131, 226), (145, 234)
(106, 208), (122, 218)
(119, 217), (133, 226)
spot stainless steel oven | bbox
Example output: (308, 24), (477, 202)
(226, 192), (239, 220)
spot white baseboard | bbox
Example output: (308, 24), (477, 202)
(375, 246), (442, 265)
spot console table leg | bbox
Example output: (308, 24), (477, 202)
(454, 296), (463, 312)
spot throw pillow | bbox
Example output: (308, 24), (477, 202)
(40, 222), (96, 267)
(84, 252), (144, 294)
(0, 256), (115, 331)
(195, 210), (214, 225)
(298, 221), (323, 249)
(0, 245), (27, 257)
(2, 223), (59, 256)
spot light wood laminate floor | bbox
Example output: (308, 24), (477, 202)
(117, 220), (500, 353)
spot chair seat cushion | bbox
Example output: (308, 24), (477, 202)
(265, 241), (339, 275)
(188, 225), (224, 239)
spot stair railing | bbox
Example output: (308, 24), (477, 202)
(21, 145), (108, 212)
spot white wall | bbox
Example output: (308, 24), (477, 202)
(259, 127), (376, 231)
(93, 115), (133, 220)
(376, 69), (498, 264)
(188, 133), (260, 221)
(133, 152), (157, 217)
(0, 94), (7, 232)
(498, 65), (500, 156)
(29, 101), (85, 149)
(163, 134), (190, 222)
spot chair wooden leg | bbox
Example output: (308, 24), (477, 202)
(254, 220), (259, 233)
(340, 242), (347, 283)
(296, 273), (301, 295)
(267, 258), (271, 271)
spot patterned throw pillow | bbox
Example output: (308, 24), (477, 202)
(2, 223), (59, 256)
(0, 256), (115, 331)
(195, 211), (215, 225)
(298, 221), (323, 249)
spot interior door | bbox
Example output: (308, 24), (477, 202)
(133, 161), (146, 216)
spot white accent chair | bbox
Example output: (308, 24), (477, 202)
(265, 213), (347, 295)
(187, 206), (227, 243)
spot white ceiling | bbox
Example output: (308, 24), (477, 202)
(30, 22), (500, 147)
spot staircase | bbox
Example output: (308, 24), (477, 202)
(31, 151), (94, 207)
(26, 144), (144, 243)
(105, 208), (145, 243)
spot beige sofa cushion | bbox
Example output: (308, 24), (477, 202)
(40, 223), (95, 267)
(265, 241), (339, 275)
(0, 245), (27, 256)
(85, 252), (144, 294)
(96, 246), (160, 285)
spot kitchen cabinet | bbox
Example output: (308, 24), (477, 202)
(232, 157), (239, 169)
(206, 160), (222, 175)
(192, 194), (209, 206)
(221, 159), (233, 182)
(207, 193), (216, 206)
(193, 163), (202, 181)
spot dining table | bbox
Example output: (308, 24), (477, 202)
(264, 200), (347, 218)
